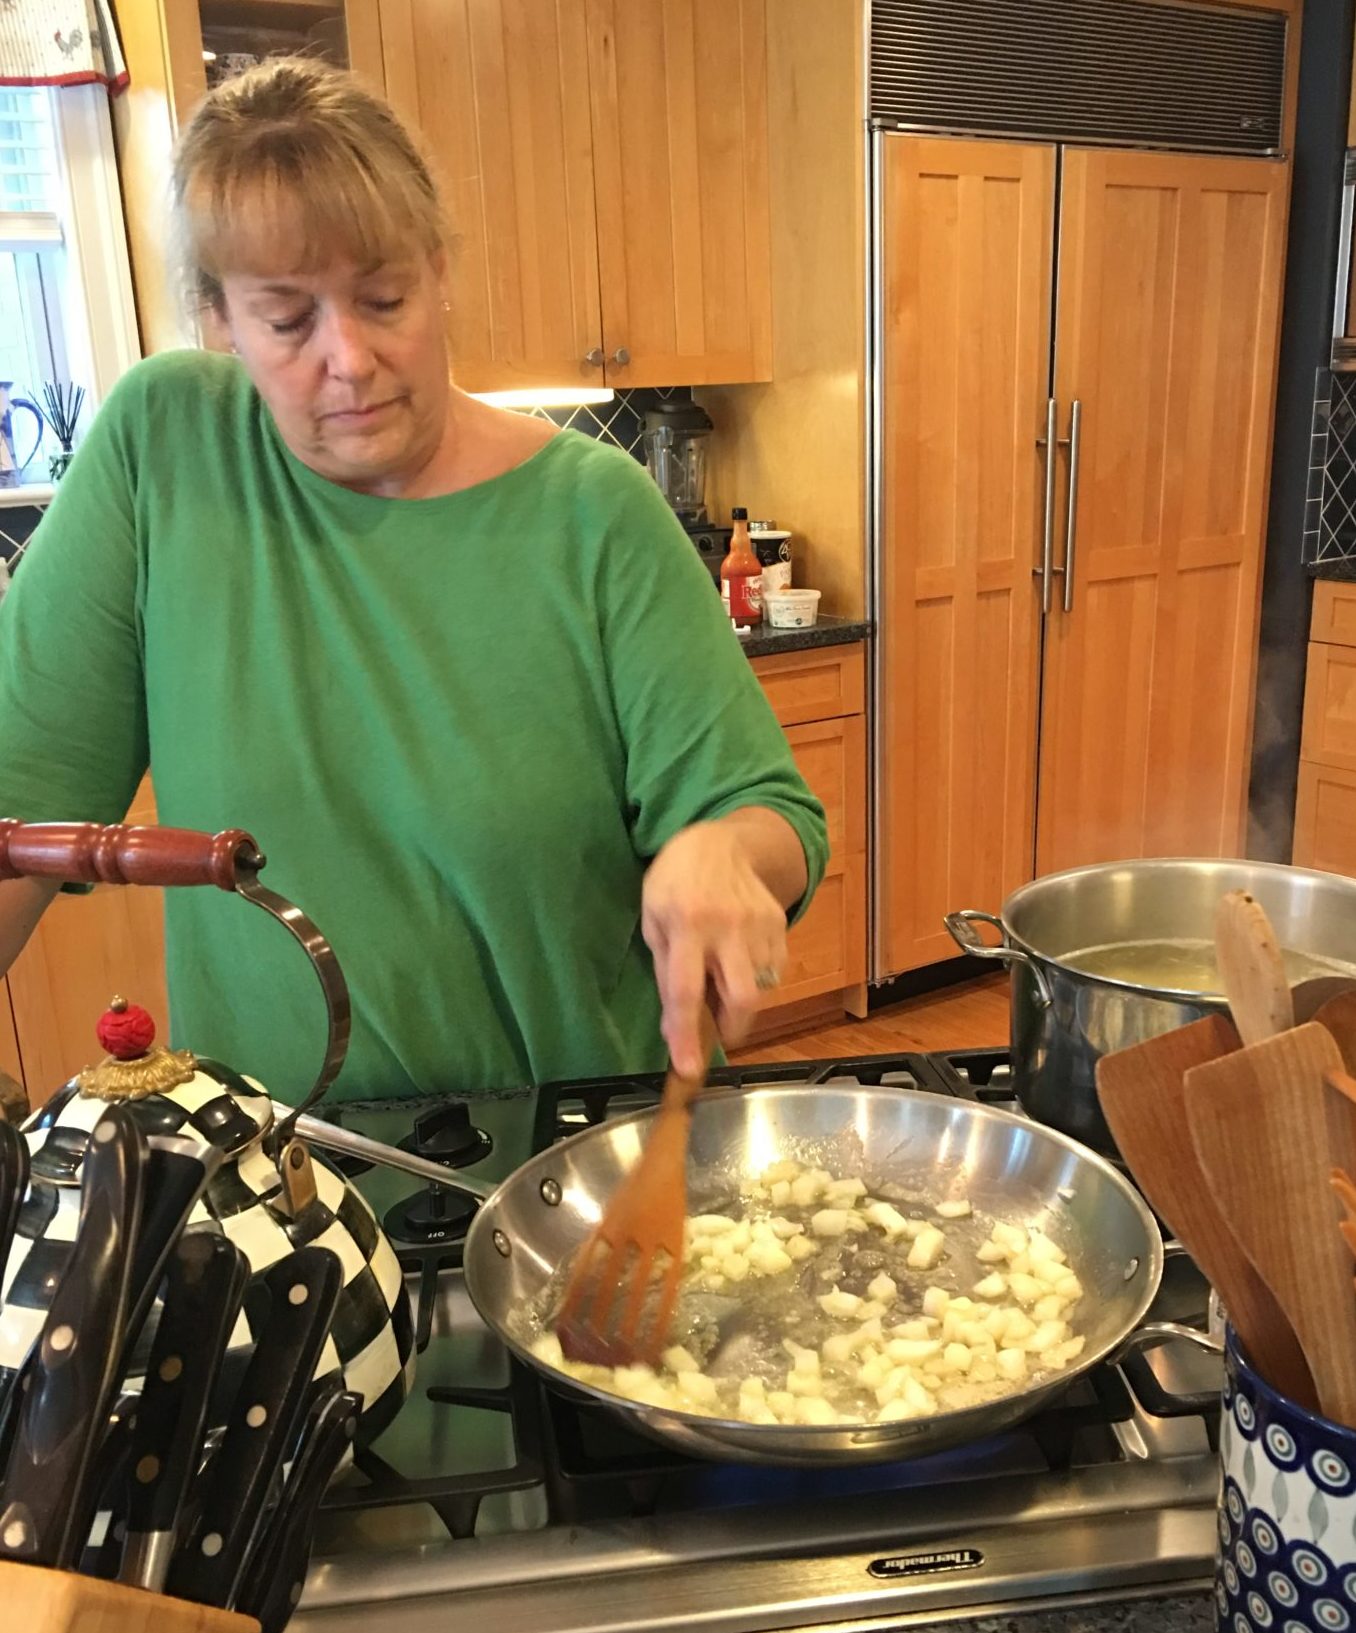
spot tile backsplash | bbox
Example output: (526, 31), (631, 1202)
(0, 504), (43, 570)
(1308, 368), (1356, 566)
(522, 385), (689, 462)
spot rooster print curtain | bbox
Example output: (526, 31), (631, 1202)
(0, 0), (127, 91)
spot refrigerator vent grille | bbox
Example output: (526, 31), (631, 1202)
(869, 0), (1287, 155)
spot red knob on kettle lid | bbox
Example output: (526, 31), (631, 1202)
(96, 996), (156, 1061)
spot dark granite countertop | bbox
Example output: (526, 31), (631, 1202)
(933, 1592), (1212, 1633)
(1307, 558), (1356, 581)
(735, 614), (872, 658)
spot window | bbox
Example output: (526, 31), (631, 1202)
(0, 84), (139, 492)
(0, 88), (66, 479)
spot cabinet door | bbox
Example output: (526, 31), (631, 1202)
(771, 714), (866, 1009)
(1295, 759), (1356, 874)
(0, 981), (21, 1092)
(585, 0), (772, 388)
(378, 0), (604, 393)
(1302, 642), (1356, 771)
(1036, 149), (1288, 874)
(879, 137), (1053, 976)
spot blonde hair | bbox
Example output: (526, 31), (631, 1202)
(172, 57), (448, 311)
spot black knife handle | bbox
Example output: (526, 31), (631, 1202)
(166, 1245), (343, 1609)
(0, 1106), (146, 1568)
(237, 1386), (361, 1633)
(124, 1137), (224, 1347)
(119, 1233), (249, 1591)
(76, 1394), (141, 1580)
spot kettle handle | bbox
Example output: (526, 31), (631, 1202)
(0, 819), (262, 888)
(0, 819), (350, 1137)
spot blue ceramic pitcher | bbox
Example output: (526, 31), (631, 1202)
(0, 383), (44, 487)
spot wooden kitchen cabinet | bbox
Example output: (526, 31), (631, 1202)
(1295, 582), (1356, 873)
(376, 0), (772, 393)
(749, 645), (868, 1036)
(377, 0), (602, 394)
(584, 0), (772, 389)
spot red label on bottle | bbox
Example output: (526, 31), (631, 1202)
(728, 570), (762, 622)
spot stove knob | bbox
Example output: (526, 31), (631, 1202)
(410, 1100), (490, 1165)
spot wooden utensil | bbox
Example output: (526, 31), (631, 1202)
(1185, 1021), (1356, 1426)
(1215, 890), (1295, 1045)
(1311, 989), (1356, 1071)
(1097, 1013), (1317, 1408)
(557, 1008), (720, 1367)
(1329, 1162), (1356, 1266)
(1293, 976), (1356, 1026)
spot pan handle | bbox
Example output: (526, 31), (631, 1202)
(289, 1111), (498, 1203)
(943, 911), (1052, 1008)
(1106, 1319), (1223, 1366)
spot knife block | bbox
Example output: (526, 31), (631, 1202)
(0, 1561), (259, 1632)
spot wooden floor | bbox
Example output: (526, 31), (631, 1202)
(730, 975), (1010, 1063)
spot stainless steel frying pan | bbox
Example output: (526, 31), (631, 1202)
(403, 1083), (1213, 1467)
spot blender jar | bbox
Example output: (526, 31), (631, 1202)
(643, 399), (714, 523)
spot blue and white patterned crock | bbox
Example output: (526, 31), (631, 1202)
(1217, 1326), (1356, 1631)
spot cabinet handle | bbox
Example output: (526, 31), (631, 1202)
(1063, 400), (1083, 616)
(611, 347), (630, 367)
(584, 347), (604, 367)
(1035, 398), (1057, 616)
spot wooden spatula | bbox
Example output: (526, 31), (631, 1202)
(1186, 1022), (1356, 1426)
(1097, 1013), (1317, 1409)
(1215, 890), (1295, 1045)
(556, 1009), (719, 1367)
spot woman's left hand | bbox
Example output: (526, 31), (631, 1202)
(642, 814), (801, 1078)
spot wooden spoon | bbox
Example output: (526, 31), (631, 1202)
(1098, 1013), (1317, 1409)
(1186, 1022), (1356, 1426)
(1215, 890), (1295, 1045)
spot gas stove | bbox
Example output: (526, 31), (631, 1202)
(295, 1052), (1221, 1633)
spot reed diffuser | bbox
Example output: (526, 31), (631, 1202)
(41, 381), (85, 482)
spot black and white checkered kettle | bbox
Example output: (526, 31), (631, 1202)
(0, 818), (415, 1449)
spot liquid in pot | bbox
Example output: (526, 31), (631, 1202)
(1060, 938), (1356, 996)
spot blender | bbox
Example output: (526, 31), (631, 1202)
(643, 399), (714, 524)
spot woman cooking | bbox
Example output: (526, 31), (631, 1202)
(0, 59), (827, 1104)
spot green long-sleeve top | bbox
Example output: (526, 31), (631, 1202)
(0, 352), (828, 1104)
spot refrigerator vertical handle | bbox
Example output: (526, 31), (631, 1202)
(1063, 400), (1083, 615)
(1037, 398), (1057, 615)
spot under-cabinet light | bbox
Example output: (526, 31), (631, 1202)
(471, 387), (615, 411)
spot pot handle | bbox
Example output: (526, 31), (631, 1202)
(1107, 1319), (1223, 1366)
(0, 819), (350, 1140)
(943, 910), (1052, 1008)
